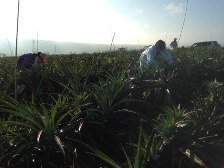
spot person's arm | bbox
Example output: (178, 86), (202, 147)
(160, 49), (173, 64)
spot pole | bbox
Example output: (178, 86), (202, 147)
(37, 32), (38, 52)
(15, 0), (20, 101)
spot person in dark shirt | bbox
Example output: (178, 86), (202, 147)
(16, 52), (48, 94)
(17, 52), (47, 70)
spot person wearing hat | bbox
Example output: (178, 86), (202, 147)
(140, 39), (173, 69)
(17, 52), (48, 70)
(170, 38), (178, 49)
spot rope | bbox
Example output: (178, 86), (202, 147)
(110, 32), (115, 51)
(178, 0), (188, 45)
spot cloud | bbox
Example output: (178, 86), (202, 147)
(164, 2), (184, 15)
(143, 24), (149, 29)
(134, 7), (143, 14)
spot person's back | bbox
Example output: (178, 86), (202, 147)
(17, 52), (48, 70)
(17, 53), (36, 70)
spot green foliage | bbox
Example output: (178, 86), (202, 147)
(0, 93), (82, 167)
(1, 47), (224, 167)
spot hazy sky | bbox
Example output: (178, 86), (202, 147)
(0, 0), (224, 47)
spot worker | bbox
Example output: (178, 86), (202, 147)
(170, 38), (178, 49)
(17, 52), (48, 70)
(140, 40), (173, 69)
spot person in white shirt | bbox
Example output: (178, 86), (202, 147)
(140, 40), (173, 69)
(170, 38), (178, 49)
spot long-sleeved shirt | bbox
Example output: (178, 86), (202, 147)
(17, 53), (48, 69)
(139, 45), (173, 68)
(17, 53), (36, 69)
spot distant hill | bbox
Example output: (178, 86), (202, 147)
(0, 39), (144, 56)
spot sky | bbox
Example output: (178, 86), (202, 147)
(0, 0), (224, 48)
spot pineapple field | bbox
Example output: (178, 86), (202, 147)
(1, 47), (224, 168)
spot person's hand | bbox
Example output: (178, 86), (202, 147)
(39, 53), (48, 64)
(43, 58), (47, 64)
